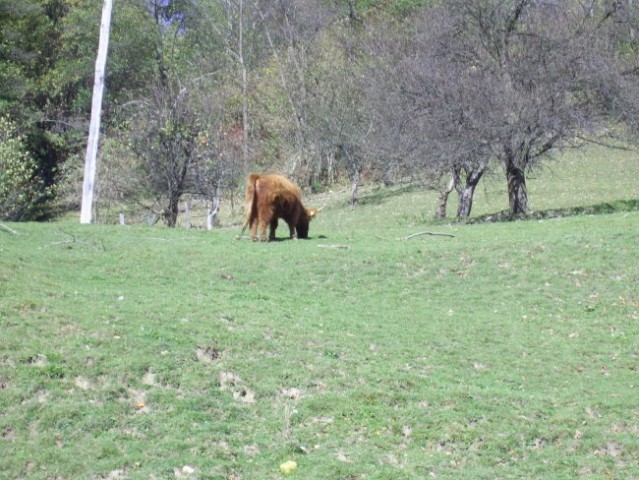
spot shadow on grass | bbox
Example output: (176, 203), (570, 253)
(236, 235), (326, 242)
(466, 199), (639, 224)
(355, 184), (419, 206)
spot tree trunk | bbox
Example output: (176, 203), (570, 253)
(259, 9), (306, 155)
(350, 169), (360, 206)
(164, 193), (180, 227)
(326, 152), (335, 185)
(457, 185), (476, 218)
(436, 169), (459, 218)
(456, 162), (487, 218)
(507, 164), (528, 215)
(163, 158), (189, 227)
(207, 196), (221, 230)
(238, 0), (249, 167)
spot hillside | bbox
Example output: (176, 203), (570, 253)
(1, 148), (638, 480)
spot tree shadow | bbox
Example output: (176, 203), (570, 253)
(465, 199), (639, 224)
(354, 184), (419, 206)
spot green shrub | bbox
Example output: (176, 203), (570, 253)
(0, 116), (50, 220)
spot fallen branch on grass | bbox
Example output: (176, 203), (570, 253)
(402, 231), (455, 240)
(52, 228), (105, 251)
(0, 223), (19, 235)
(317, 244), (349, 249)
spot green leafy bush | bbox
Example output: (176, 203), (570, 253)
(0, 116), (50, 220)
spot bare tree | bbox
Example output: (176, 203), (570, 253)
(368, 0), (627, 218)
(218, 0), (260, 169)
(255, 0), (335, 182)
(366, 11), (493, 217)
(306, 11), (372, 204)
(594, 1), (639, 140)
(128, 79), (230, 227)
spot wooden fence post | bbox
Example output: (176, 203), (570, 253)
(184, 202), (191, 229)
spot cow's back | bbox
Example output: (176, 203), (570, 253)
(260, 174), (302, 200)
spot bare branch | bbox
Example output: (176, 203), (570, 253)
(403, 231), (456, 240)
(0, 223), (20, 235)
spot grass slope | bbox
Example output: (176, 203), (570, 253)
(1, 149), (638, 479)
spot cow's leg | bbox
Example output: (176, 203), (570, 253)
(288, 222), (298, 239)
(289, 210), (300, 239)
(258, 219), (268, 241)
(255, 204), (269, 241)
(269, 219), (278, 241)
(249, 219), (258, 241)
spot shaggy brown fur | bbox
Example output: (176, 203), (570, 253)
(239, 173), (318, 241)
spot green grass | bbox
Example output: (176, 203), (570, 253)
(1, 148), (638, 479)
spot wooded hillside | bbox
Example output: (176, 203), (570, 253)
(1, 0), (638, 224)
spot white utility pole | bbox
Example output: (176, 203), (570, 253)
(80, 0), (113, 224)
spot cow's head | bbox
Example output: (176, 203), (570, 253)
(296, 208), (320, 239)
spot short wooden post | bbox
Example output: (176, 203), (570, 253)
(184, 202), (191, 229)
(207, 197), (221, 230)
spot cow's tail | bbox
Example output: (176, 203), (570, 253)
(238, 174), (260, 239)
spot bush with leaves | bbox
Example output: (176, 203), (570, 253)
(0, 116), (51, 221)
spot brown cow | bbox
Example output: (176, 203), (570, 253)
(239, 173), (319, 241)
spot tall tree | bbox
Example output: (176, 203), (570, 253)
(306, 8), (373, 203)
(254, 0), (335, 181)
(128, 79), (216, 227)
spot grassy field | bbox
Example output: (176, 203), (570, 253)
(1, 147), (638, 479)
